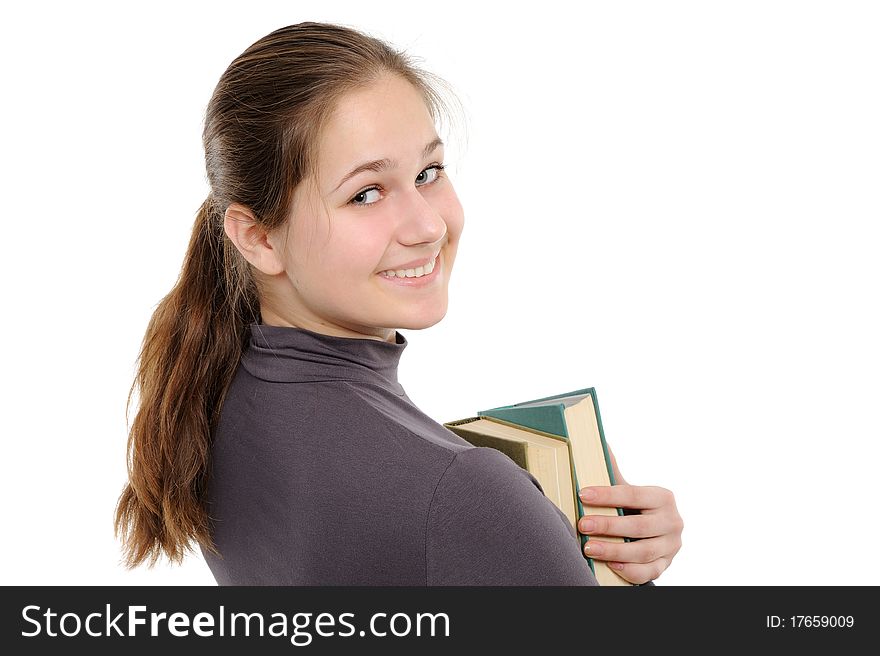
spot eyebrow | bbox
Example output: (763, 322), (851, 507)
(331, 137), (444, 192)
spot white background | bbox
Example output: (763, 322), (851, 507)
(1, 0), (877, 586)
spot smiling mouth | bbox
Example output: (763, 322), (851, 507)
(378, 253), (439, 279)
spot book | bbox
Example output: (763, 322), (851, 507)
(444, 387), (631, 586)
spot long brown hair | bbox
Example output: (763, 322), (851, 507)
(114, 22), (454, 568)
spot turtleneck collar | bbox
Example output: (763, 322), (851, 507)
(240, 322), (408, 395)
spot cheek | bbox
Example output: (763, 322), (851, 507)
(318, 231), (386, 279)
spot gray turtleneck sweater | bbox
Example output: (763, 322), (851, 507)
(201, 323), (599, 585)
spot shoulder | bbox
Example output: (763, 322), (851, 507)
(432, 446), (543, 499)
(425, 447), (597, 585)
(427, 446), (549, 527)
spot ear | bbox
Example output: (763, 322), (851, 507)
(223, 203), (285, 276)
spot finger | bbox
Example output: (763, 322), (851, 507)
(582, 534), (679, 566)
(603, 557), (670, 585)
(578, 510), (679, 539)
(579, 484), (674, 512)
(606, 446), (627, 485)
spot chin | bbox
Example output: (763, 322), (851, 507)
(393, 305), (449, 331)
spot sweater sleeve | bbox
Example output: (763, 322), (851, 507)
(425, 446), (599, 586)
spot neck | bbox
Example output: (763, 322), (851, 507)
(259, 307), (397, 343)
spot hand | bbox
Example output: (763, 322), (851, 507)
(577, 447), (683, 584)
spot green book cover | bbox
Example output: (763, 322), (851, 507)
(478, 387), (625, 579)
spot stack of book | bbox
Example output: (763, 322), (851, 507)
(444, 387), (631, 586)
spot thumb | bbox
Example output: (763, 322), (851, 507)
(607, 444), (628, 485)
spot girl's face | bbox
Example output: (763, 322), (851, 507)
(264, 74), (464, 342)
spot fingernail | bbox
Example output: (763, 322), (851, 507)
(579, 519), (596, 533)
(610, 562), (625, 570)
(579, 489), (597, 502)
(584, 540), (603, 555)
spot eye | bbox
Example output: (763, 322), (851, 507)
(350, 187), (381, 206)
(416, 164), (445, 186)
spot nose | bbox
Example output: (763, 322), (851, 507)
(395, 187), (447, 247)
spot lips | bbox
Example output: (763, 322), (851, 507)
(378, 251), (442, 285)
(378, 249), (441, 276)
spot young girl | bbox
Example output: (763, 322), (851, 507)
(114, 22), (682, 585)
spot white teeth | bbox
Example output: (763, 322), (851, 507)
(381, 255), (437, 278)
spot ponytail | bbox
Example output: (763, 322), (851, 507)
(115, 21), (457, 569)
(114, 196), (259, 567)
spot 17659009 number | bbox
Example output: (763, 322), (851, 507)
(766, 615), (855, 629)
